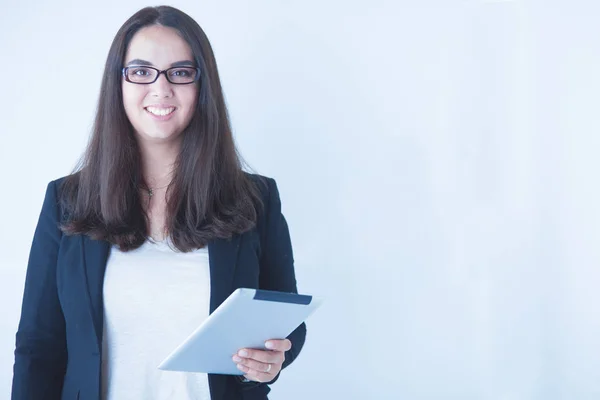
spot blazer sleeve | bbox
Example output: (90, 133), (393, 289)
(11, 180), (67, 400)
(258, 178), (307, 377)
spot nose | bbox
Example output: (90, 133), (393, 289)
(150, 72), (174, 98)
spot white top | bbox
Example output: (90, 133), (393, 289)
(101, 238), (212, 400)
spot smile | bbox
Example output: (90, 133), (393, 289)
(145, 106), (176, 116)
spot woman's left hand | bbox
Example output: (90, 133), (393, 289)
(232, 339), (291, 383)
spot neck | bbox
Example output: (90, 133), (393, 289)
(138, 138), (180, 188)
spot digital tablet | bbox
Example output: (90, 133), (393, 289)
(157, 288), (323, 375)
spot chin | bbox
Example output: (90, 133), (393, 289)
(137, 130), (182, 143)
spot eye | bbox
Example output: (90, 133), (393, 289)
(170, 69), (191, 77)
(131, 67), (152, 76)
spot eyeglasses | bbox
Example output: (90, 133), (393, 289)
(122, 66), (201, 85)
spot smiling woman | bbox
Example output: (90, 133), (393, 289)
(11, 5), (306, 400)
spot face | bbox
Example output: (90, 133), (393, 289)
(122, 25), (199, 144)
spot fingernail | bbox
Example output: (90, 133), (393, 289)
(265, 341), (274, 349)
(233, 356), (242, 362)
(237, 364), (246, 371)
(238, 350), (248, 357)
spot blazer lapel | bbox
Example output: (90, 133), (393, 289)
(207, 234), (242, 313)
(81, 235), (111, 351)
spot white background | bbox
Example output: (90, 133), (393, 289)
(1, 0), (599, 399)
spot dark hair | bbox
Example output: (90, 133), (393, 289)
(60, 5), (262, 252)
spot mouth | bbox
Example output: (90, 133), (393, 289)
(144, 106), (176, 116)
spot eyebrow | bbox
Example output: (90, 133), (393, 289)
(125, 59), (196, 68)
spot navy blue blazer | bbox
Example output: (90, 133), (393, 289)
(12, 174), (306, 400)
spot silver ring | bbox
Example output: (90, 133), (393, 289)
(265, 364), (272, 373)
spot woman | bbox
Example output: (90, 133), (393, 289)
(11, 5), (305, 400)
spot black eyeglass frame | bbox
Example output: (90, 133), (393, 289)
(121, 66), (201, 85)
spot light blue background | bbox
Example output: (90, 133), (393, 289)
(1, 1), (598, 398)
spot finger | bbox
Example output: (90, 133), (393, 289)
(237, 349), (284, 364)
(243, 372), (266, 383)
(234, 356), (274, 373)
(265, 339), (292, 352)
(242, 367), (277, 383)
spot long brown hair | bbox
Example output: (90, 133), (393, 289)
(60, 5), (262, 252)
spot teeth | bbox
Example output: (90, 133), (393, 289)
(146, 107), (175, 116)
